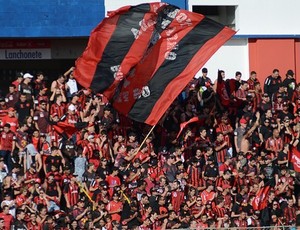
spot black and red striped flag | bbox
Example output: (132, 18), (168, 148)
(74, 3), (178, 100)
(53, 121), (88, 139)
(113, 10), (235, 125)
(74, 3), (235, 126)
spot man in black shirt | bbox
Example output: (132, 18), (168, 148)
(12, 209), (27, 230)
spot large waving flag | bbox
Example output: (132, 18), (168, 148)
(74, 3), (235, 126)
(74, 3), (176, 100)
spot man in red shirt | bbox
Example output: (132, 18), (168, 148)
(0, 124), (15, 171)
(106, 167), (121, 198)
(133, 144), (150, 165)
(0, 205), (13, 230)
(1, 108), (18, 132)
(106, 192), (123, 222)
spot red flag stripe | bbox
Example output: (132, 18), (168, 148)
(103, 11), (160, 99)
(113, 11), (202, 114)
(176, 116), (200, 139)
(74, 15), (120, 89)
(252, 186), (270, 211)
(145, 26), (235, 125)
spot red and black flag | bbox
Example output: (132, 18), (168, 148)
(74, 3), (235, 126)
(176, 116), (200, 139)
(113, 11), (235, 125)
(73, 3), (178, 100)
(252, 185), (271, 211)
(52, 121), (89, 140)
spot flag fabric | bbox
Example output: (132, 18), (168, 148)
(74, 3), (235, 126)
(74, 3), (177, 100)
(216, 70), (230, 107)
(252, 186), (271, 211)
(291, 146), (300, 172)
(176, 116), (199, 139)
(53, 121), (89, 139)
(113, 11), (235, 125)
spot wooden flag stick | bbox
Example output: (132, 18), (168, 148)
(136, 124), (156, 153)
(125, 124), (156, 171)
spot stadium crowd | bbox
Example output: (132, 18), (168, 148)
(0, 67), (299, 229)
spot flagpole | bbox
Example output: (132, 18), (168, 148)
(125, 124), (156, 171)
(136, 124), (156, 153)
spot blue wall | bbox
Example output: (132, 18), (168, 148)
(165, 0), (187, 9)
(0, 0), (105, 38)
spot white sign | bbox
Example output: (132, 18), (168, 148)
(0, 48), (51, 60)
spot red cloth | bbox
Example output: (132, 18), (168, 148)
(252, 186), (271, 210)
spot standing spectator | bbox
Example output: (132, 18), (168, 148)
(26, 212), (40, 230)
(15, 93), (33, 124)
(72, 198), (90, 228)
(50, 93), (66, 119)
(65, 67), (78, 100)
(282, 69), (296, 101)
(283, 197), (297, 225)
(5, 85), (19, 108)
(264, 69), (282, 100)
(11, 73), (23, 91)
(0, 98), (8, 122)
(247, 71), (259, 92)
(51, 74), (66, 93)
(265, 129), (283, 158)
(11, 209), (27, 230)
(0, 124), (15, 171)
(198, 67), (212, 87)
(0, 205), (13, 230)
(234, 118), (248, 154)
(1, 107), (18, 132)
(214, 132), (228, 165)
(171, 180), (184, 213)
(163, 155), (177, 182)
(0, 218), (5, 230)
(19, 73), (34, 102)
(63, 174), (79, 209)
(106, 192), (123, 222)
(106, 167), (121, 198)
(33, 100), (49, 134)
(260, 93), (272, 112)
(33, 72), (46, 96)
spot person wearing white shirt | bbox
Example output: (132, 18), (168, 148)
(65, 67), (78, 98)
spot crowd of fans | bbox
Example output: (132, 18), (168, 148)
(0, 66), (299, 229)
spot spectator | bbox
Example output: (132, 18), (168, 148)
(18, 73), (34, 102)
(0, 205), (13, 230)
(264, 68), (282, 100)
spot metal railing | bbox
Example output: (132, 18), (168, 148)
(168, 226), (297, 230)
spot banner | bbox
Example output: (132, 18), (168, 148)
(74, 3), (235, 125)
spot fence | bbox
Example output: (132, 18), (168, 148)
(169, 226), (297, 230)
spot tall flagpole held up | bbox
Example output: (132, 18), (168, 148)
(125, 124), (156, 171)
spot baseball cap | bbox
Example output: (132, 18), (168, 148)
(287, 69), (294, 76)
(240, 118), (247, 124)
(87, 135), (94, 140)
(8, 107), (15, 112)
(23, 73), (34, 79)
(202, 67), (208, 73)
